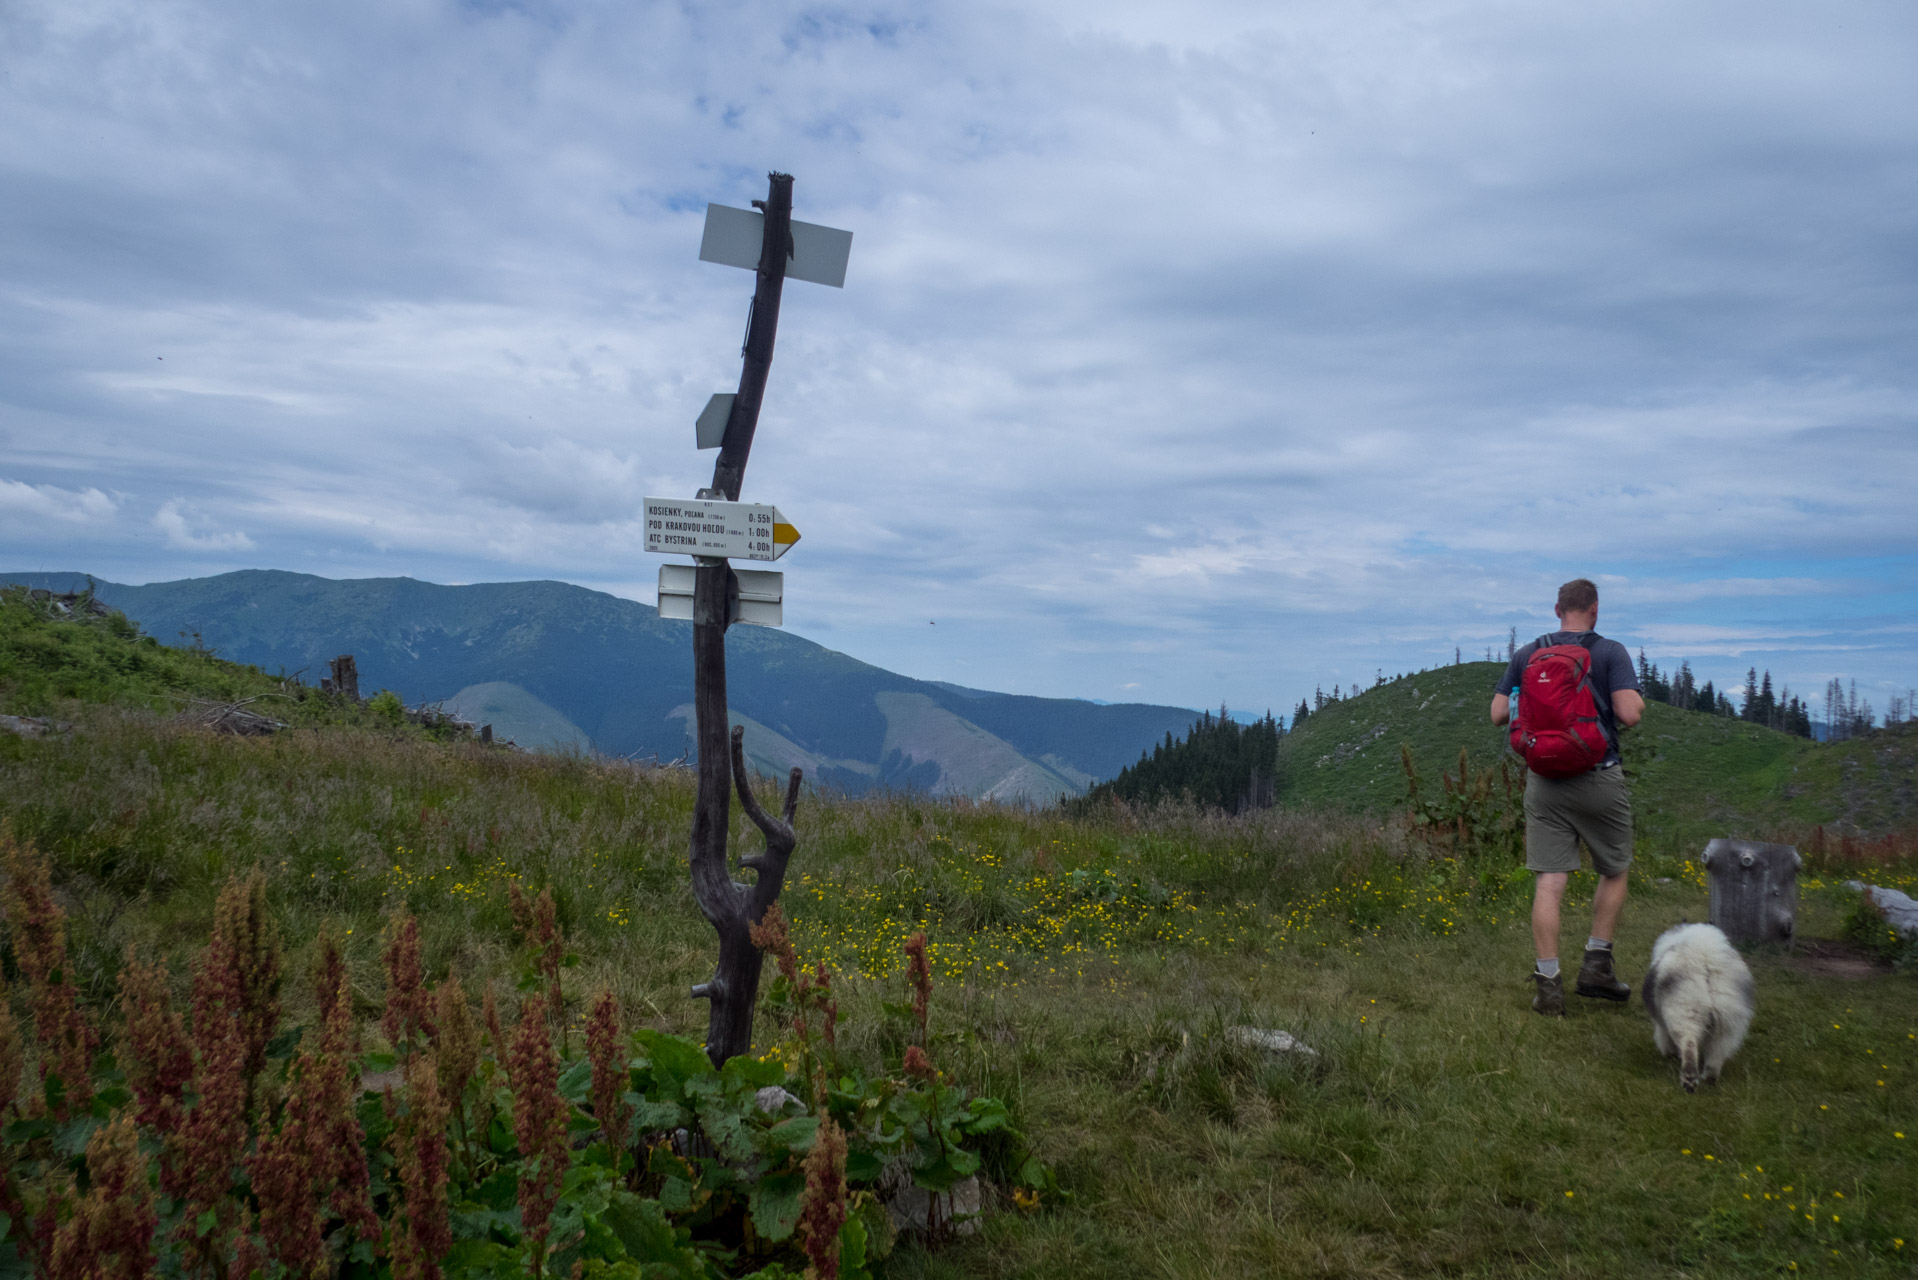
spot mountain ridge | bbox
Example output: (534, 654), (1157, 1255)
(4, 569), (1200, 800)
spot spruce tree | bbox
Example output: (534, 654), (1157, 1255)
(1082, 707), (1283, 814)
(1672, 660), (1696, 709)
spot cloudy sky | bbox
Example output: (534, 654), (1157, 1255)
(3, 0), (1915, 719)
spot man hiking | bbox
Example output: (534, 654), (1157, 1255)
(1490, 578), (1645, 1016)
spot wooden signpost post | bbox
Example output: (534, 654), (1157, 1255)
(652, 172), (851, 1065)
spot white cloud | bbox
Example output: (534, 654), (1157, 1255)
(153, 500), (253, 552)
(0, 0), (1913, 710)
(0, 479), (117, 524)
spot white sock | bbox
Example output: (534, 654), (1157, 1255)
(1586, 936), (1612, 952)
(1535, 958), (1560, 978)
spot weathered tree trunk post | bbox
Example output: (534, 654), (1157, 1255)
(687, 172), (803, 1066)
(324, 654), (360, 701)
(1703, 837), (1801, 946)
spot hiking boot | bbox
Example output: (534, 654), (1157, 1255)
(1575, 947), (1631, 1003)
(1531, 971), (1564, 1017)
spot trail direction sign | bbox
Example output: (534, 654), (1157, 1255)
(644, 496), (800, 561)
(699, 203), (853, 288)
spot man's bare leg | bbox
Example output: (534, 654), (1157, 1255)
(1590, 871), (1629, 942)
(1529, 872), (1570, 1015)
(1532, 871), (1570, 962)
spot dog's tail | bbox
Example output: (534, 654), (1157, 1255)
(1679, 1038), (1701, 1093)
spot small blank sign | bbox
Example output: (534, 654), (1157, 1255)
(696, 394), (734, 449)
(657, 564), (783, 628)
(699, 203), (852, 288)
(732, 568), (784, 627)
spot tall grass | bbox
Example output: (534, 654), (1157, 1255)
(2, 707), (1914, 1276)
(0, 708), (1436, 1025)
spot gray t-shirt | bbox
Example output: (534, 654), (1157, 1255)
(1497, 631), (1641, 766)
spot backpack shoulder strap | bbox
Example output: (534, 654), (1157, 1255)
(1575, 632), (1599, 652)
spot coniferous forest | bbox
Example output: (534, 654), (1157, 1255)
(1079, 707), (1282, 813)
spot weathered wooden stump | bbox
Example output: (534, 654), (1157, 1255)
(322, 654), (360, 701)
(1703, 838), (1800, 946)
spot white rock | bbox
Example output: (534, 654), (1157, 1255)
(880, 1160), (983, 1238)
(1227, 1026), (1319, 1057)
(753, 1085), (806, 1116)
(0, 715), (70, 737)
(1847, 882), (1918, 939)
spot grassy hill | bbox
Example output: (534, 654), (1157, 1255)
(1, 650), (1913, 1275)
(1276, 661), (1918, 852)
(3, 570), (1201, 799)
(0, 584), (461, 738)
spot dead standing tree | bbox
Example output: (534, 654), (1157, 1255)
(687, 172), (805, 1065)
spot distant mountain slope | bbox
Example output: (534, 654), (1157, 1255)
(443, 682), (590, 753)
(1276, 661), (1918, 849)
(4, 570), (1199, 800)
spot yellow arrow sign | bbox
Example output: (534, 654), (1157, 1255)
(644, 497), (802, 562)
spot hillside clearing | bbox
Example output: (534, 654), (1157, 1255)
(2, 710), (1912, 1277)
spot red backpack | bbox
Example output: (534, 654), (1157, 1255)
(1509, 635), (1609, 778)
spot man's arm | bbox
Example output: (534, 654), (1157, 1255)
(1490, 692), (1510, 726)
(1600, 639), (1645, 728)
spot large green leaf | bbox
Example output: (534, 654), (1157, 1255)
(656, 1174), (706, 1216)
(628, 1096), (687, 1132)
(557, 1057), (594, 1104)
(53, 1116), (98, 1158)
(838, 1214), (873, 1280)
(442, 1237), (520, 1278)
(762, 1114), (819, 1159)
(962, 1096), (1010, 1133)
(718, 1054), (784, 1092)
(844, 1149), (884, 1183)
(635, 1030), (714, 1099)
(599, 1192), (709, 1280)
(3, 1116), (51, 1145)
(911, 1144), (980, 1193)
(473, 1167), (519, 1212)
(746, 1170), (805, 1242)
(687, 1081), (757, 1165)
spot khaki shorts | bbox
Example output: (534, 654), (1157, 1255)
(1524, 765), (1634, 877)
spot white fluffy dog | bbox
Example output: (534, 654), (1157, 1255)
(1641, 923), (1754, 1092)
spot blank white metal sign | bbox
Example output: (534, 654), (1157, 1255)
(657, 564), (783, 628)
(696, 394), (734, 449)
(698, 203), (853, 289)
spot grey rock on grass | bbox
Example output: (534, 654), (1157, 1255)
(1226, 1026), (1320, 1057)
(1847, 881), (1918, 939)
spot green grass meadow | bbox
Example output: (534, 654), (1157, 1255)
(1276, 661), (1918, 849)
(2, 704), (1913, 1278)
